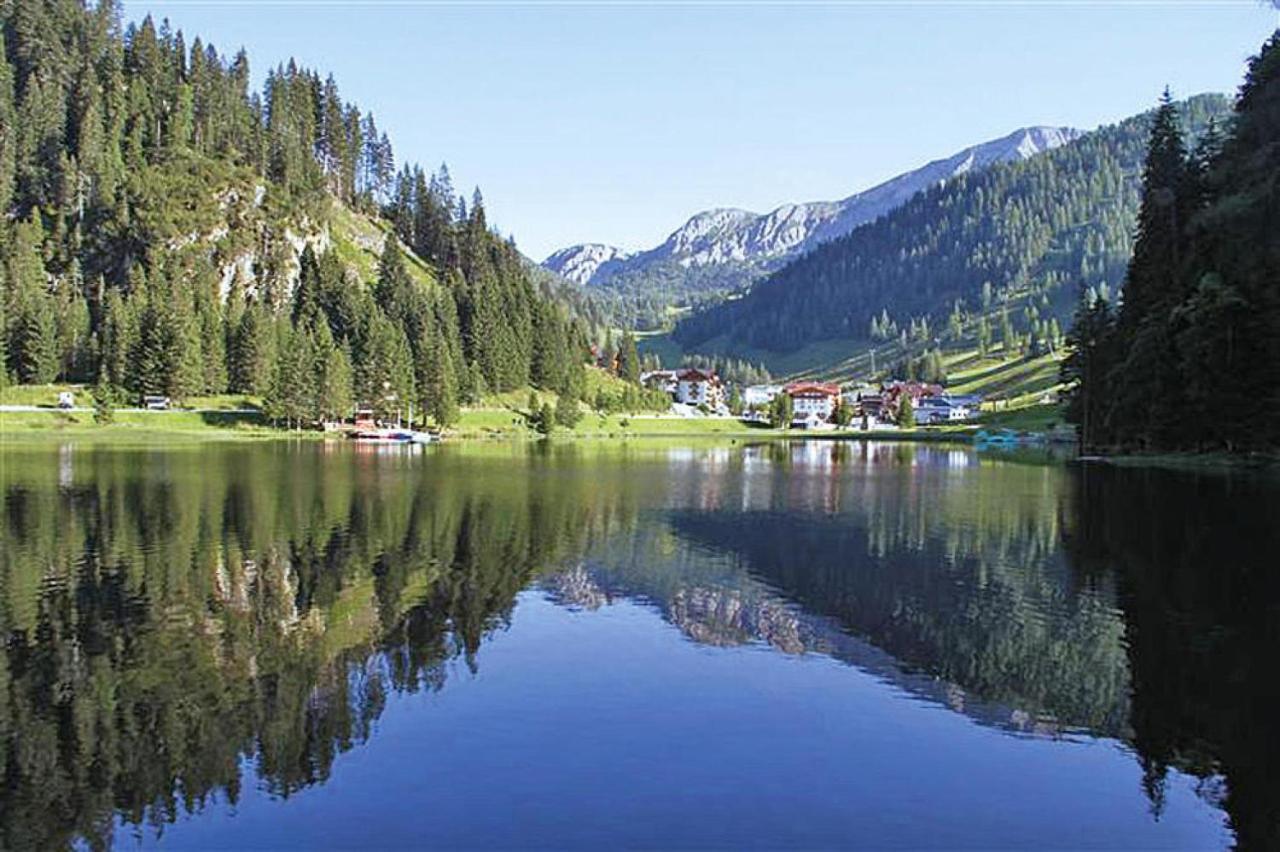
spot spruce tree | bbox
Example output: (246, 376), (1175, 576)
(1108, 92), (1193, 448)
(554, 391), (580, 429)
(1061, 290), (1116, 452)
(618, 332), (641, 384)
(12, 293), (58, 384)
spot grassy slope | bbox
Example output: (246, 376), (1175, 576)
(0, 409), (282, 443)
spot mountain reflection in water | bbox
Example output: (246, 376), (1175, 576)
(0, 441), (1274, 849)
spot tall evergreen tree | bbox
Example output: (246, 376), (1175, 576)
(1061, 290), (1116, 452)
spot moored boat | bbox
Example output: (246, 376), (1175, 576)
(350, 427), (436, 444)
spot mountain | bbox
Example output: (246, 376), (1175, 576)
(544, 127), (1079, 325)
(673, 94), (1229, 360)
(543, 243), (633, 285)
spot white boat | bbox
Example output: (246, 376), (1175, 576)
(350, 427), (436, 444)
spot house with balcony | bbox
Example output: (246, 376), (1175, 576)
(785, 381), (842, 423)
(675, 368), (724, 408)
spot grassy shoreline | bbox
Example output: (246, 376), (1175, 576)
(6, 409), (1270, 474)
(2, 406), (982, 444)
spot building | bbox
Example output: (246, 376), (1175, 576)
(675, 368), (723, 408)
(743, 384), (784, 408)
(641, 370), (679, 396)
(914, 397), (972, 425)
(785, 381), (842, 422)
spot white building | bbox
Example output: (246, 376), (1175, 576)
(914, 397), (971, 425)
(675, 368), (723, 408)
(743, 384), (784, 408)
(785, 382), (842, 422)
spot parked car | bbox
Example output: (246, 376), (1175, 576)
(56, 392), (75, 409)
(142, 395), (171, 410)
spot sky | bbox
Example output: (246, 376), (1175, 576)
(121, 1), (1279, 260)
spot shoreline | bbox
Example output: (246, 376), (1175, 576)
(5, 412), (1270, 474)
(1, 407), (983, 445)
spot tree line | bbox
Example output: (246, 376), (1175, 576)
(1062, 32), (1280, 453)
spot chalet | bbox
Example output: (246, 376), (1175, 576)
(675, 368), (723, 408)
(785, 381), (842, 422)
(882, 380), (944, 403)
(641, 369), (679, 395)
(854, 392), (885, 419)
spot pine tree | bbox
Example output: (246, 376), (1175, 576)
(12, 293), (58, 384)
(229, 302), (273, 394)
(1108, 92), (1194, 448)
(426, 347), (459, 427)
(553, 390), (580, 429)
(0, 39), (16, 216)
(896, 395), (916, 429)
(197, 297), (227, 393)
(535, 401), (554, 436)
(618, 331), (641, 384)
(1061, 290), (1116, 452)
(769, 392), (793, 429)
(265, 323), (310, 427)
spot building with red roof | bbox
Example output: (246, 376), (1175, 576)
(785, 381), (842, 422)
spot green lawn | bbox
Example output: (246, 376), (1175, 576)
(975, 403), (1067, 434)
(0, 383), (87, 407)
(0, 408), (280, 443)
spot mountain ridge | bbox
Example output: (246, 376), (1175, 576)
(544, 126), (1080, 290)
(671, 93), (1230, 364)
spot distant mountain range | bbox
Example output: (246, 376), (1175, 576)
(673, 93), (1230, 358)
(543, 126), (1080, 290)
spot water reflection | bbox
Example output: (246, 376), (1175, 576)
(0, 441), (1274, 848)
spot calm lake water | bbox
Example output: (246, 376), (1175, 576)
(1, 440), (1275, 849)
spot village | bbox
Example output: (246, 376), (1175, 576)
(639, 367), (983, 431)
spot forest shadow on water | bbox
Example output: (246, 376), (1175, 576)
(0, 440), (1275, 849)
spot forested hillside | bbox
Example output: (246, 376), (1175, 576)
(0, 0), (592, 425)
(1063, 32), (1280, 453)
(674, 95), (1228, 357)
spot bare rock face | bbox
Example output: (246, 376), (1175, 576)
(542, 243), (634, 285)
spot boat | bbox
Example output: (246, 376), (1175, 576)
(350, 427), (436, 444)
(347, 403), (437, 444)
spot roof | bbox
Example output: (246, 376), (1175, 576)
(677, 368), (718, 382)
(784, 381), (841, 398)
(882, 381), (944, 397)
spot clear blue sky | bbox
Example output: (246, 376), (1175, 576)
(122, 1), (1278, 260)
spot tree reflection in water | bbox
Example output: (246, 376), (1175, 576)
(0, 442), (1274, 848)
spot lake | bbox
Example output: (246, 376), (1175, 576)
(1, 440), (1275, 849)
